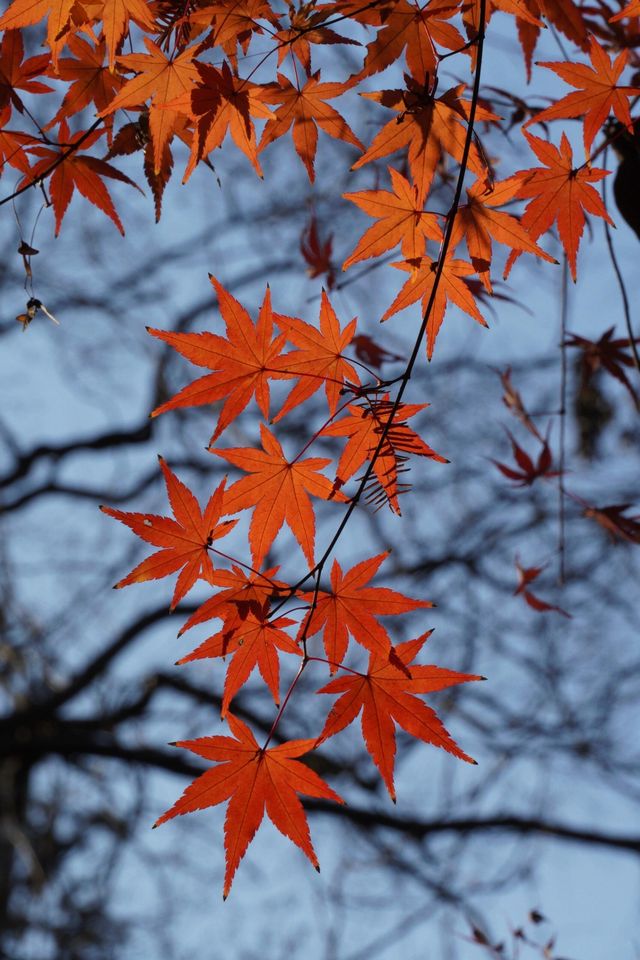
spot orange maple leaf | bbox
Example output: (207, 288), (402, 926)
(317, 632), (481, 799)
(99, 38), (198, 174)
(343, 165), (443, 270)
(45, 35), (123, 128)
(179, 603), (302, 715)
(19, 120), (141, 234)
(210, 423), (345, 567)
(149, 277), (291, 443)
(190, 0), (279, 70)
(271, 290), (360, 422)
(321, 394), (447, 514)
(179, 564), (290, 636)
(95, 0), (157, 69)
(352, 78), (497, 200)
(381, 255), (487, 359)
(258, 71), (364, 182)
(450, 176), (557, 291)
(0, 0), (74, 67)
(274, 3), (360, 75)
(170, 60), (276, 180)
(0, 30), (51, 118)
(359, 0), (465, 80)
(505, 130), (613, 281)
(299, 552), (433, 665)
(525, 36), (637, 154)
(610, 0), (640, 20)
(100, 457), (237, 609)
(155, 713), (343, 898)
(0, 106), (39, 174)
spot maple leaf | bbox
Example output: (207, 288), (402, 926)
(450, 176), (557, 291)
(317, 632), (481, 799)
(359, 0), (465, 80)
(301, 214), (335, 288)
(190, 0), (279, 70)
(492, 431), (558, 486)
(610, 0), (640, 19)
(149, 277), (292, 443)
(321, 395), (447, 514)
(210, 423), (345, 567)
(0, 30), (51, 117)
(19, 121), (141, 235)
(505, 131), (613, 282)
(274, 2), (360, 75)
(96, 0), (157, 69)
(178, 604), (301, 715)
(100, 457), (237, 609)
(343, 165), (443, 270)
(99, 38), (198, 174)
(350, 334), (404, 370)
(178, 564), (290, 636)
(155, 713), (343, 898)
(170, 60), (276, 180)
(45, 35), (123, 129)
(496, 367), (544, 441)
(0, 0), (75, 67)
(271, 290), (360, 422)
(525, 37), (637, 155)
(299, 552), (433, 666)
(565, 326), (640, 405)
(514, 559), (571, 617)
(381, 255), (487, 359)
(258, 71), (364, 183)
(352, 78), (498, 201)
(0, 107), (38, 174)
(583, 503), (640, 544)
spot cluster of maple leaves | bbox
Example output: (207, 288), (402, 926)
(2, 0), (640, 897)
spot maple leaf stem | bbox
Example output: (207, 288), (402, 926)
(292, 394), (358, 464)
(209, 547), (282, 589)
(262, 657), (308, 750)
(306, 655), (364, 678)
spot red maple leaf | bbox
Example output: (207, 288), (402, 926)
(0, 29), (50, 117)
(525, 36), (636, 154)
(514, 559), (571, 617)
(258, 71), (364, 182)
(505, 131), (613, 282)
(317, 632), (481, 799)
(149, 277), (291, 443)
(299, 552), (433, 666)
(100, 457), (237, 609)
(352, 78), (497, 200)
(271, 290), (360, 422)
(381, 255), (487, 359)
(210, 423), (346, 567)
(99, 38), (198, 174)
(492, 431), (558, 486)
(155, 713), (343, 898)
(321, 394), (447, 514)
(178, 603), (301, 715)
(178, 565), (290, 636)
(343, 165), (443, 270)
(19, 120), (141, 235)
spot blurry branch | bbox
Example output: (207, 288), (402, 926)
(0, 421), (153, 489)
(306, 801), (640, 854)
(0, 456), (216, 512)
